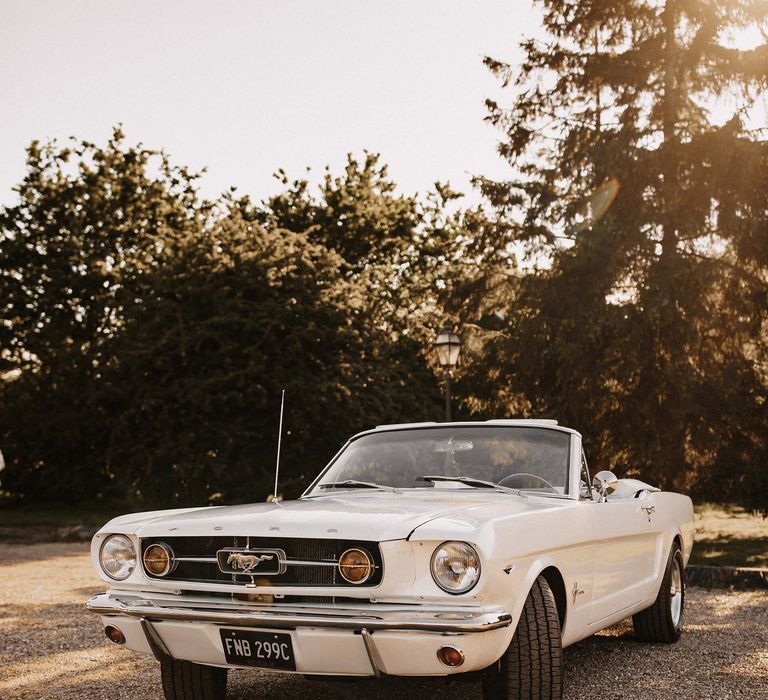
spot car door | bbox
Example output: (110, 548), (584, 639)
(584, 454), (658, 624)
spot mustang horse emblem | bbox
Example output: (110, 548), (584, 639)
(226, 552), (274, 573)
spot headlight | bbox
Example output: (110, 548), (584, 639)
(430, 541), (481, 594)
(143, 542), (174, 577)
(99, 534), (137, 581)
(338, 548), (373, 584)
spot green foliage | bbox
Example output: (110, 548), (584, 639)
(0, 133), (446, 507)
(252, 153), (463, 340)
(0, 128), (212, 503)
(4, 3), (767, 514)
(0, 127), (207, 376)
(456, 0), (768, 511)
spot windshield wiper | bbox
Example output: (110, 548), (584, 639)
(317, 480), (398, 492)
(418, 475), (520, 494)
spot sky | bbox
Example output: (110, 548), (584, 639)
(0, 1), (540, 207)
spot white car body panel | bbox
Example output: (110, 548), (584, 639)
(86, 420), (694, 677)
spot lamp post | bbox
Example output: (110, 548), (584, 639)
(434, 324), (461, 421)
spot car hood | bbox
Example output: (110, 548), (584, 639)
(102, 491), (560, 542)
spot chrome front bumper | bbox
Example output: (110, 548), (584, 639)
(85, 592), (512, 634)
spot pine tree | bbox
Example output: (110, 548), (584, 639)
(461, 0), (768, 506)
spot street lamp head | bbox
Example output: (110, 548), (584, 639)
(434, 324), (461, 368)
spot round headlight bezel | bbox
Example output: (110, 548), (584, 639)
(430, 541), (481, 595)
(143, 542), (175, 577)
(99, 534), (137, 581)
(338, 547), (374, 584)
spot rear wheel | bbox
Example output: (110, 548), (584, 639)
(160, 659), (227, 700)
(632, 541), (685, 643)
(482, 575), (563, 700)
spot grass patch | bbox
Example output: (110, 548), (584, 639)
(691, 503), (767, 568)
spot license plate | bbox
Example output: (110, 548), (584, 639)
(219, 629), (296, 670)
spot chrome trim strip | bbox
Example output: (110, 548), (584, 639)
(283, 560), (339, 567)
(86, 594), (512, 633)
(161, 557), (345, 567)
(172, 556), (218, 563)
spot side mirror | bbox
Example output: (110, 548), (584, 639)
(592, 470), (618, 503)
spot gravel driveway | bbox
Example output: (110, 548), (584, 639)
(1, 543), (765, 700)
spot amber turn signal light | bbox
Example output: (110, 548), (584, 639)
(105, 625), (126, 644)
(338, 548), (373, 584)
(436, 645), (464, 667)
(143, 542), (174, 577)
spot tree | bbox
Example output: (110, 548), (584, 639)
(458, 0), (768, 509)
(0, 128), (211, 500)
(96, 208), (444, 505)
(0, 127), (208, 376)
(252, 153), (463, 341)
(0, 134), (446, 506)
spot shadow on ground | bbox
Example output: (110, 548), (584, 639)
(690, 535), (768, 568)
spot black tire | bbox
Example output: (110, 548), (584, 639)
(632, 541), (685, 643)
(160, 659), (227, 700)
(482, 575), (563, 700)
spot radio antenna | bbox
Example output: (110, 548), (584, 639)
(273, 389), (286, 502)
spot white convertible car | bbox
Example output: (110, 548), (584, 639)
(86, 420), (694, 699)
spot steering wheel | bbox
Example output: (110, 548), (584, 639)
(497, 472), (557, 490)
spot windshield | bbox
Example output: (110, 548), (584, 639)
(309, 426), (571, 495)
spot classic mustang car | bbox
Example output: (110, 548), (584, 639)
(86, 420), (694, 699)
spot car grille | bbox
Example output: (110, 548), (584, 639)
(140, 536), (383, 587)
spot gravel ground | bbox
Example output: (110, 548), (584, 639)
(0, 543), (766, 700)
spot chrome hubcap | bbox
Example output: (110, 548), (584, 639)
(670, 556), (683, 626)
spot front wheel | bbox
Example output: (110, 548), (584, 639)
(160, 659), (227, 700)
(482, 575), (563, 699)
(632, 541), (685, 643)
